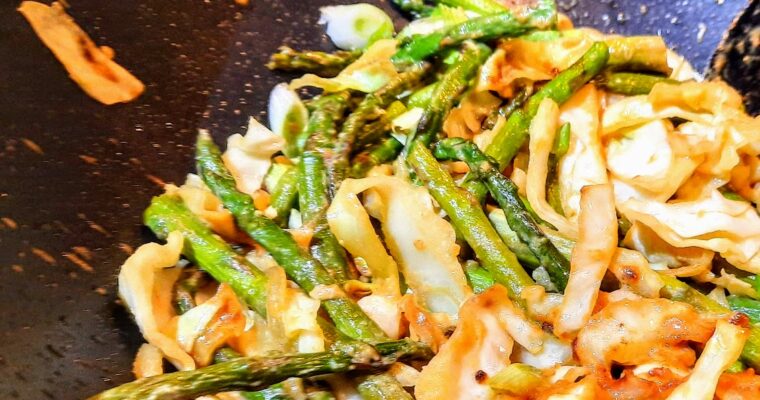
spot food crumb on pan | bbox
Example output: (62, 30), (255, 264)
(17, 1), (144, 105)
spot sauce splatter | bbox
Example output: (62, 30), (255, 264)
(1, 217), (18, 229)
(62, 252), (94, 273)
(79, 155), (98, 165)
(21, 138), (43, 154)
(31, 247), (57, 265)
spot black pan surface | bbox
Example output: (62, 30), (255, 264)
(0, 0), (749, 398)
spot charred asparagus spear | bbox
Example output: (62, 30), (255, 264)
(434, 137), (570, 290)
(88, 340), (432, 400)
(267, 46), (361, 77)
(196, 132), (387, 342)
(598, 71), (678, 95)
(298, 92), (353, 282)
(391, 0), (555, 65)
(330, 65), (429, 191)
(485, 41), (609, 169)
(144, 193), (268, 316)
(407, 141), (534, 300)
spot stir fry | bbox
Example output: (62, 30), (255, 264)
(89, 1), (760, 399)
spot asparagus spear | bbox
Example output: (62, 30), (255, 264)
(728, 296), (760, 325)
(196, 132), (387, 341)
(407, 141), (534, 299)
(298, 92), (353, 282)
(437, 0), (506, 15)
(485, 41), (609, 169)
(435, 138), (570, 290)
(269, 167), (299, 227)
(597, 71), (679, 95)
(391, 0), (555, 65)
(606, 36), (671, 75)
(409, 41), (492, 148)
(391, 0), (434, 18)
(144, 194), (268, 316)
(267, 46), (361, 77)
(482, 88), (530, 130)
(349, 137), (404, 178)
(357, 374), (413, 400)
(87, 340), (432, 400)
(464, 260), (496, 293)
(330, 65), (429, 191)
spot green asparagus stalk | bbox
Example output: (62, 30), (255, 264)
(87, 340), (433, 400)
(196, 132), (387, 341)
(464, 260), (496, 293)
(407, 141), (534, 299)
(408, 42), (492, 148)
(349, 137), (404, 178)
(298, 92), (354, 282)
(269, 167), (299, 227)
(434, 138), (570, 290)
(728, 296), (760, 325)
(485, 41), (609, 169)
(144, 194), (268, 316)
(482, 88), (530, 130)
(330, 65), (429, 191)
(267, 46), (361, 77)
(357, 374), (413, 400)
(391, 0), (434, 18)
(407, 82), (438, 109)
(391, 0), (555, 65)
(437, 0), (506, 14)
(654, 273), (760, 368)
(356, 101), (408, 149)
(606, 36), (672, 75)
(597, 71), (679, 95)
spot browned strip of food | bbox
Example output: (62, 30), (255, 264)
(17, 1), (144, 105)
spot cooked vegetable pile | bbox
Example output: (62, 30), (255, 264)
(89, 1), (760, 399)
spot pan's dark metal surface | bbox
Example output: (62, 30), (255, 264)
(0, 0), (748, 399)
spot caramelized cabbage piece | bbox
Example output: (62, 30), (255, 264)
(666, 318), (749, 400)
(620, 190), (760, 274)
(18, 1), (144, 104)
(415, 286), (517, 400)
(328, 176), (471, 322)
(117, 232), (194, 371)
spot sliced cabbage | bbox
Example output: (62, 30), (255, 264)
(220, 120), (285, 197)
(624, 222), (715, 278)
(265, 266), (324, 353)
(619, 190), (760, 273)
(165, 174), (239, 241)
(397, 5), (469, 40)
(554, 184), (617, 339)
(697, 269), (760, 299)
(556, 84), (608, 221)
(526, 98), (579, 238)
(477, 29), (595, 98)
(290, 39), (399, 93)
(132, 343), (163, 379)
(415, 286), (516, 400)
(319, 4), (393, 51)
(327, 176), (471, 320)
(117, 231), (194, 370)
(176, 283), (246, 366)
(666, 319), (749, 400)
(605, 119), (698, 202)
(442, 90), (501, 139)
(608, 248), (664, 298)
(268, 83), (308, 158)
